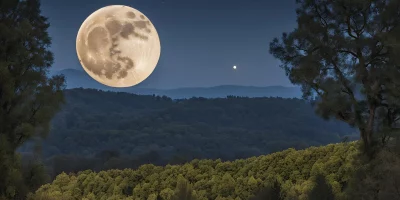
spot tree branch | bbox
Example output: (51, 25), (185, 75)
(313, 4), (328, 27)
(338, 49), (358, 58)
(346, 15), (358, 39)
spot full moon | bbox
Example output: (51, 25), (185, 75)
(76, 5), (161, 87)
(233, 65), (237, 70)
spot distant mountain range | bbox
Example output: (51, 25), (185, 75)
(50, 68), (302, 99)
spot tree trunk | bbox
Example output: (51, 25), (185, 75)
(360, 128), (372, 153)
(360, 104), (377, 158)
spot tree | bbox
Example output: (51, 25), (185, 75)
(250, 179), (283, 200)
(172, 176), (197, 200)
(308, 174), (335, 200)
(345, 141), (400, 200)
(0, 0), (65, 198)
(269, 0), (400, 156)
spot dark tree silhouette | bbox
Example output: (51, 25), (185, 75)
(0, 0), (65, 198)
(269, 0), (400, 156)
(172, 176), (197, 200)
(308, 174), (335, 200)
(250, 179), (283, 200)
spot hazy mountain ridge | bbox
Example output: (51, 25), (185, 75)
(51, 69), (302, 99)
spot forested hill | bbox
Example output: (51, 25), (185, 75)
(30, 142), (358, 200)
(20, 88), (355, 166)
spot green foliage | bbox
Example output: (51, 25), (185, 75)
(0, 141), (24, 199)
(0, 0), (65, 199)
(22, 160), (51, 193)
(269, 0), (400, 154)
(344, 138), (400, 200)
(30, 142), (358, 200)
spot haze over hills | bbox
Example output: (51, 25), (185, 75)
(51, 69), (302, 99)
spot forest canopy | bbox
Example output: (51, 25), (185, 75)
(30, 142), (358, 200)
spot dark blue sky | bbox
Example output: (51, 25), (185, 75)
(41, 0), (297, 89)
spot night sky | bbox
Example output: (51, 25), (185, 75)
(41, 0), (297, 89)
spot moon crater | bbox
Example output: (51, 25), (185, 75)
(76, 5), (161, 87)
(105, 20), (122, 35)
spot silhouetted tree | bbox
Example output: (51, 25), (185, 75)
(0, 0), (65, 198)
(308, 174), (335, 200)
(250, 179), (283, 200)
(172, 176), (197, 200)
(345, 138), (400, 200)
(269, 0), (400, 156)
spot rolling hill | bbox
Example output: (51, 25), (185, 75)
(50, 69), (302, 99)
(30, 142), (358, 200)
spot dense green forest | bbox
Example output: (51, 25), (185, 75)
(29, 142), (358, 200)
(17, 88), (356, 178)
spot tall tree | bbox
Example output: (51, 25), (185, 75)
(269, 0), (400, 155)
(0, 0), (65, 198)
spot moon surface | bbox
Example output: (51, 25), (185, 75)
(76, 5), (161, 87)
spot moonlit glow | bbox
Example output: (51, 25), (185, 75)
(233, 65), (237, 70)
(76, 5), (161, 88)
